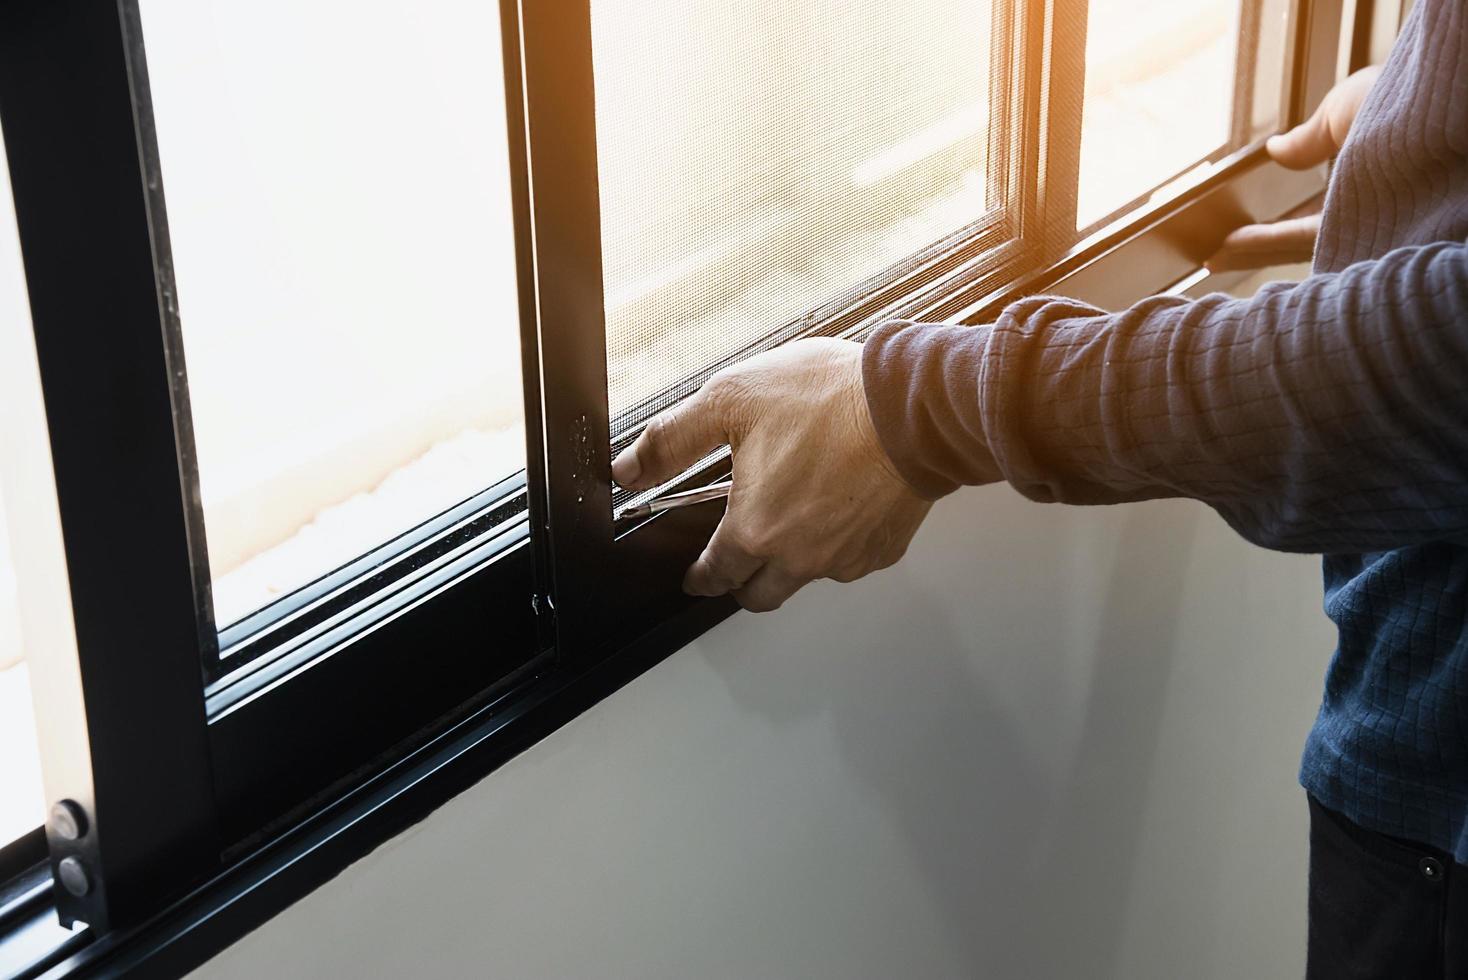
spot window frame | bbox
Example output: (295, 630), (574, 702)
(207, 474), (530, 694)
(0, 0), (1362, 973)
(0, 0), (548, 930)
(0, 0), (218, 932)
(526, 0), (1092, 664)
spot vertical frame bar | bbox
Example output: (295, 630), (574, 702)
(985, 0), (1021, 229)
(518, 0), (619, 662)
(121, 0), (221, 673)
(1291, 0), (1348, 126)
(1278, 0), (1306, 127)
(1230, 0), (1266, 147)
(1347, 0), (1377, 70)
(0, 0), (218, 930)
(500, 0), (555, 652)
(1035, 0), (1089, 256)
(521, 0), (717, 667)
(987, 0), (1049, 252)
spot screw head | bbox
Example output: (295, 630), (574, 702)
(57, 856), (91, 896)
(50, 800), (88, 841)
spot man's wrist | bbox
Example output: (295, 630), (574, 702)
(860, 319), (1002, 499)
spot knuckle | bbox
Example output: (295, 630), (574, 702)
(878, 543), (909, 570)
(645, 414), (677, 459)
(737, 591), (780, 613)
(702, 370), (744, 412)
(845, 551), (874, 580)
(854, 547), (888, 577)
(702, 368), (737, 400)
(705, 565), (742, 593)
(703, 368), (755, 424)
(685, 556), (715, 586)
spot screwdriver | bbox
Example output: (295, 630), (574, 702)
(619, 479), (733, 520)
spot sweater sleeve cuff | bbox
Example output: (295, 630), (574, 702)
(861, 319), (1004, 500)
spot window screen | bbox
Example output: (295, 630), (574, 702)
(592, 0), (1007, 429)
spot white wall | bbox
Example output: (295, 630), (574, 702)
(193, 485), (1333, 979)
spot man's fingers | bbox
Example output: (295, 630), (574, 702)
(612, 389), (729, 491)
(732, 565), (810, 613)
(1205, 215), (1320, 272)
(682, 517), (763, 597)
(1266, 106), (1336, 169)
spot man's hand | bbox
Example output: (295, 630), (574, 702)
(1206, 65), (1382, 272)
(612, 338), (932, 612)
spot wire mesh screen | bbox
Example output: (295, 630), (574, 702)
(592, 0), (1005, 449)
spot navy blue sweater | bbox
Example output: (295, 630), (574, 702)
(863, 0), (1468, 861)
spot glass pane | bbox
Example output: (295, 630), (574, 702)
(139, 0), (525, 628)
(594, 0), (1003, 422)
(0, 148), (47, 847)
(0, 493), (44, 848)
(1077, 0), (1290, 230)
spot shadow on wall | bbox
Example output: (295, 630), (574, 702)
(701, 499), (1203, 978)
(190, 484), (1328, 980)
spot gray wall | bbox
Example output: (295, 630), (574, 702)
(194, 485), (1334, 979)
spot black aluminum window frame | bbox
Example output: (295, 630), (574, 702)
(0, 0), (547, 932)
(13, 0), (557, 701)
(0, 0), (1355, 974)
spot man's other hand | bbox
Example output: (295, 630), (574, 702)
(611, 338), (932, 612)
(1206, 65), (1382, 272)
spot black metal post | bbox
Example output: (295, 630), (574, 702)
(517, 0), (621, 664)
(0, 0), (219, 930)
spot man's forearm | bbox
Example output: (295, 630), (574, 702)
(863, 241), (1468, 552)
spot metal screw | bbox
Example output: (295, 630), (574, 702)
(57, 856), (91, 896)
(1420, 856), (1443, 881)
(50, 799), (88, 841)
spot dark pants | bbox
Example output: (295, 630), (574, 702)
(1307, 795), (1467, 979)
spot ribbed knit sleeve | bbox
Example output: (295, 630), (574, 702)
(862, 240), (1468, 553)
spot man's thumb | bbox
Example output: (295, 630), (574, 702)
(612, 388), (729, 491)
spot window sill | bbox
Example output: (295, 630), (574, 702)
(16, 594), (734, 979)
